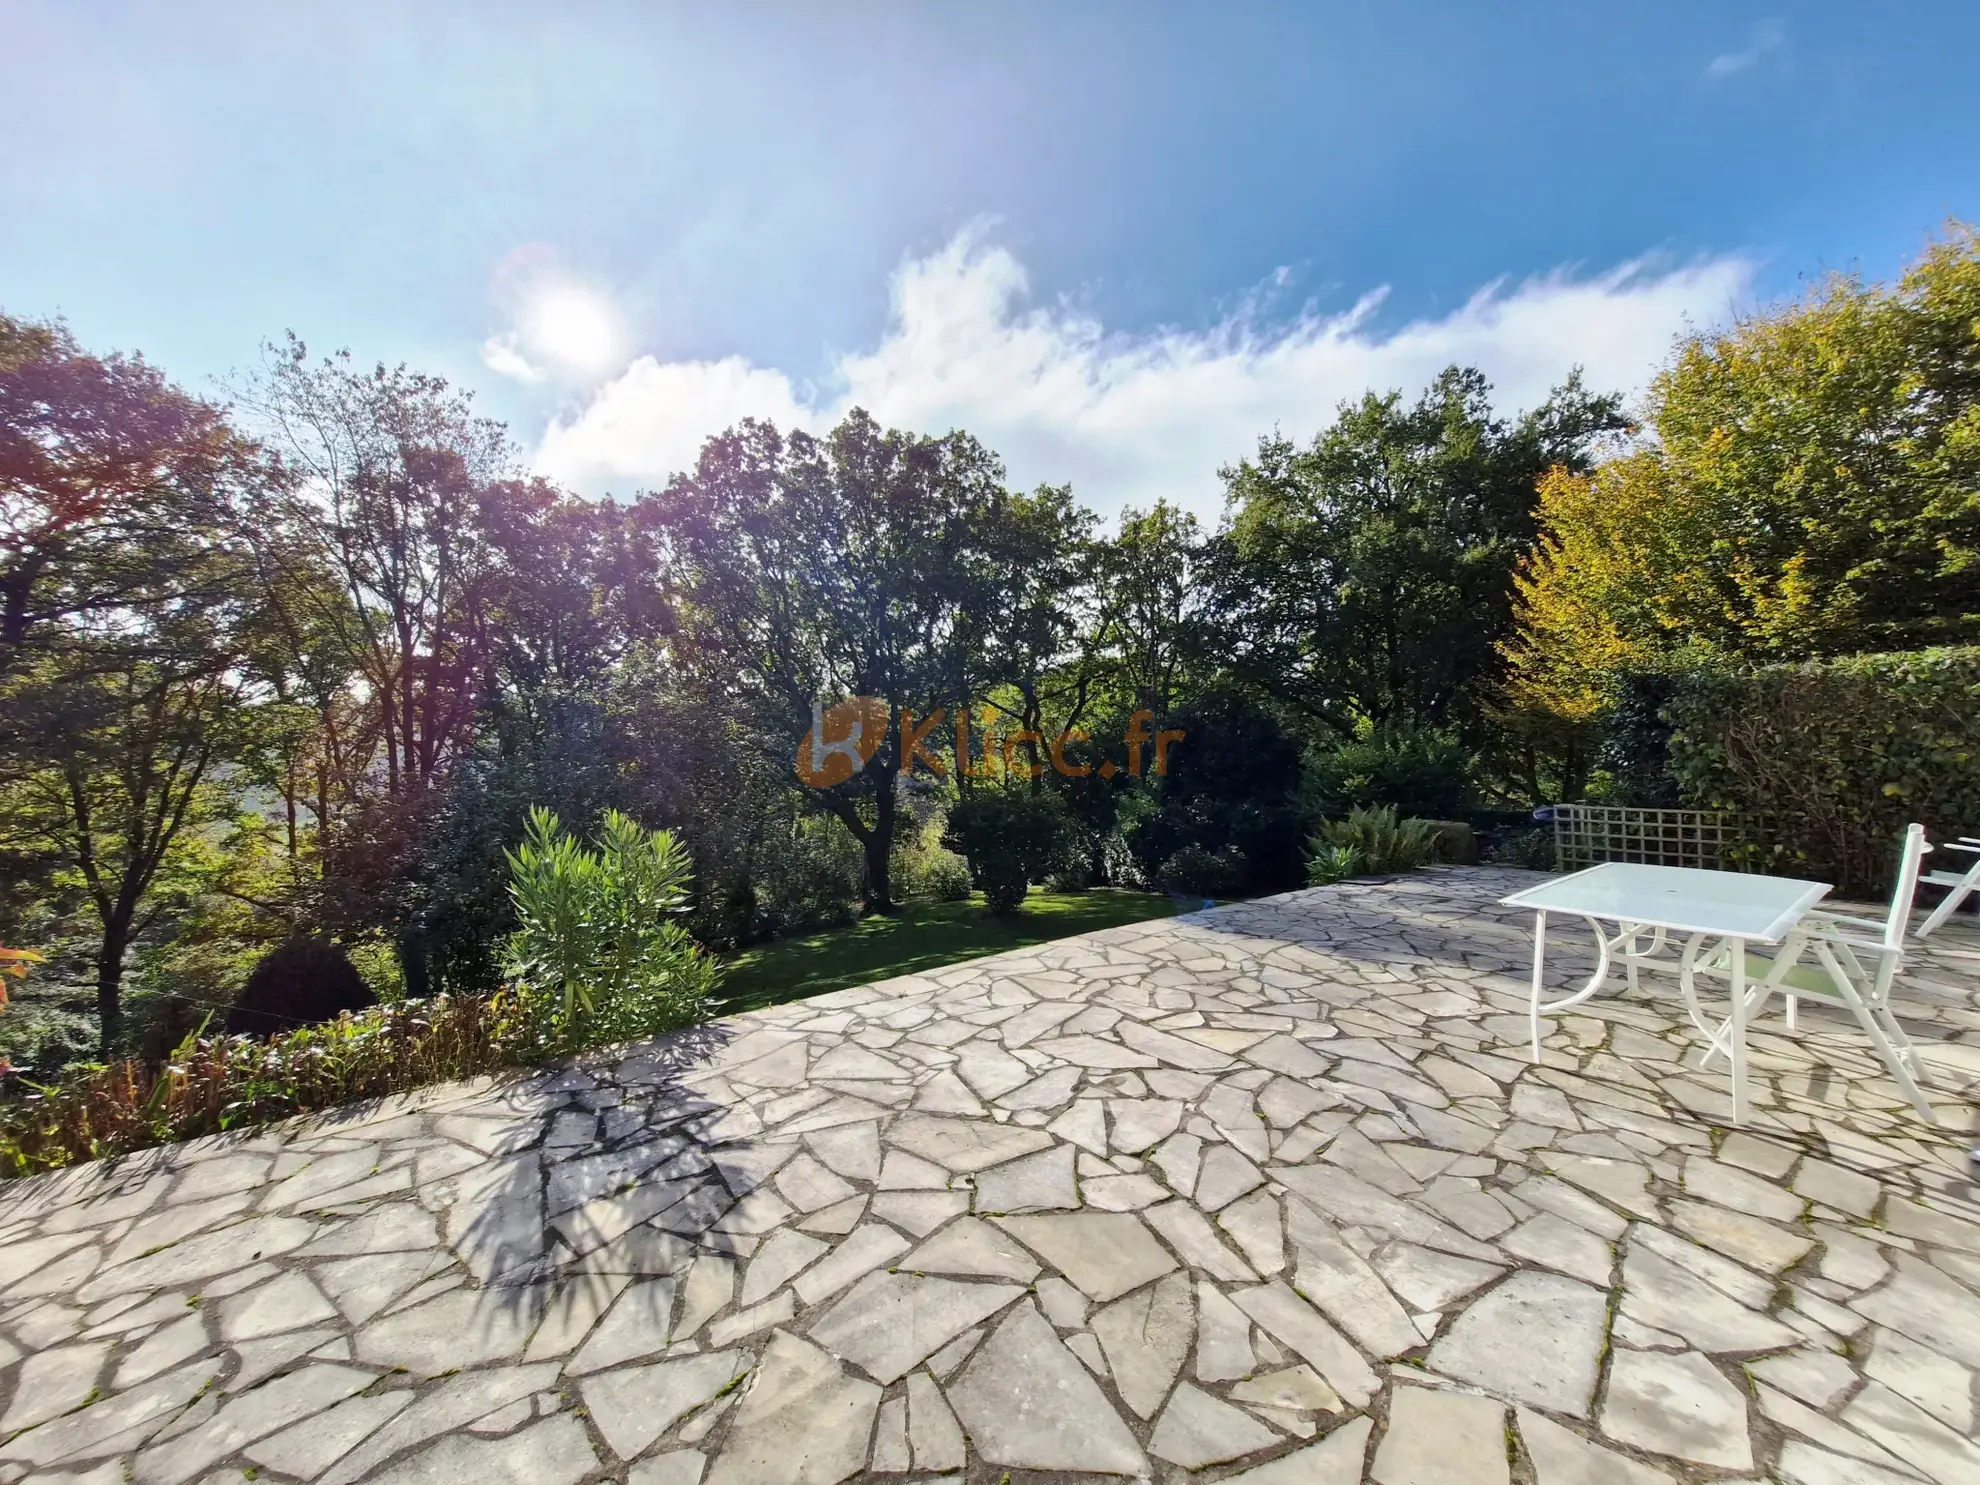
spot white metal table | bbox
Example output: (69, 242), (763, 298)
(1500, 863), (1831, 1124)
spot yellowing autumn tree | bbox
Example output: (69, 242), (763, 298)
(1506, 222), (1980, 743)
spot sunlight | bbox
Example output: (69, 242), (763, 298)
(522, 282), (620, 372)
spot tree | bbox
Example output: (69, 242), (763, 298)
(1213, 367), (1627, 736)
(1089, 501), (1210, 716)
(1505, 224), (1980, 777)
(0, 314), (269, 1052)
(1512, 226), (1980, 686)
(651, 409), (1022, 912)
(972, 484), (1096, 790)
(240, 340), (512, 987)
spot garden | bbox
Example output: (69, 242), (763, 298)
(2, 225), (1977, 1175)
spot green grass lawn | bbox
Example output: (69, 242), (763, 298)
(713, 889), (1183, 1016)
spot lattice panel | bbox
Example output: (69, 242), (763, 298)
(1552, 804), (1774, 873)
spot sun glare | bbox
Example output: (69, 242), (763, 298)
(523, 284), (620, 372)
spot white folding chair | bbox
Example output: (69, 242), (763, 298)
(1690, 823), (1937, 1123)
(1915, 836), (1980, 938)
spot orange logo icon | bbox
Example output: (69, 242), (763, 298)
(795, 696), (889, 787)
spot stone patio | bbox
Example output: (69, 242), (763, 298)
(4, 866), (1980, 1485)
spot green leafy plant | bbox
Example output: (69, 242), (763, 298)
(1156, 844), (1247, 898)
(1666, 646), (1980, 895)
(1311, 805), (1440, 876)
(503, 807), (716, 1051)
(914, 851), (976, 903)
(941, 792), (1074, 915)
(1305, 842), (1363, 886)
(1304, 723), (1474, 819)
(1485, 826), (1557, 871)
(0, 993), (528, 1177)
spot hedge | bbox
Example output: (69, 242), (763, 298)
(1665, 646), (1980, 896)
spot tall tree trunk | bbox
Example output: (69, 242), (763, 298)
(862, 780), (896, 914)
(95, 912), (133, 1056)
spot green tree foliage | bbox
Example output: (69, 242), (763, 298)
(1214, 366), (1627, 736)
(1127, 690), (1309, 895)
(941, 789), (1075, 915)
(652, 408), (1035, 911)
(1665, 647), (1980, 895)
(502, 807), (715, 1049)
(1, 314), (275, 1051)
(1303, 722), (1474, 818)
(1508, 225), (1980, 763)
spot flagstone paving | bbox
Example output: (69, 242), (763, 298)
(5, 866), (1980, 1484)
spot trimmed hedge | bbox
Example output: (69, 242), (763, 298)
(1666, 646), (1980, 896)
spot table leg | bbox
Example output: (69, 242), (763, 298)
(1529, 910), (1548, 1063)
(1729, 936), (1748, 1125)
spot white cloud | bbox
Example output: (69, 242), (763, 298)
(481, 330), (545, 384)
(533, 229), (1756, 521)
(1707, 20), (1785, 79)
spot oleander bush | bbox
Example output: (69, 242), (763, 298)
(502, 807), (717, 1051)
(1666, 646), (1980, 895)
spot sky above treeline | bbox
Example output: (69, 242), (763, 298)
(5, 1), (1977, 520)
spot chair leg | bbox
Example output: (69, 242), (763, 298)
(1701, 980), (1777, 1068)
(1784, 995), (1798, 1031)
(1812, 943), (1937, 1125)
(1916, 874), (1978, 939)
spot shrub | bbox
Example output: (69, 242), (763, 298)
(503, 807), (717, 1052)
(1666, 646), (1980, 895)
(754, 821), (863, 935)
(1312, 806), (1440, 876)
(1126, 691), (1310, 894)
(0, 993), (527, 1177)
(1304, 723), (1474, 819)
(1156, 844), (1247, 898)
(942, 791), (1074, 915)
(225, 937), (376, 1037)
(1306, 842), (1362, 886)
(914, 850), (976, 902)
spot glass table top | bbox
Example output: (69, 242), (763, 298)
(1500, 862), (1832, 943)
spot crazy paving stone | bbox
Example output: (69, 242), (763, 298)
(806, 1270), (1025, 1383)
(1515, 1405), (1674, 1485)
(1600, 1349), (1752, 1472)
(1286, 1197), (1424, 1356)
(367, 1414), (597, 1485)
(702, 1331), (880, 1485)
(994, 1211), (1178, 1302)
(1233, 1282), (1380, 1408)
(580, 1351), (746, 1460)
(1220, 1416), (1372, 1485)
(1427, 1271), (1607, 1418)
(944, 1301), (1147, 1475)
(1372, 1383), (1508, 1485)
(1090, 1269), (1193, 1417)
(971, 1142), (1078, 1213)
(1148, 1382), (1281, 1468)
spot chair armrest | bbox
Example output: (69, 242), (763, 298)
(1938, 840), (1980, 855)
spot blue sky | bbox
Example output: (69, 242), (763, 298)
(4, 2), (1977, 517)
